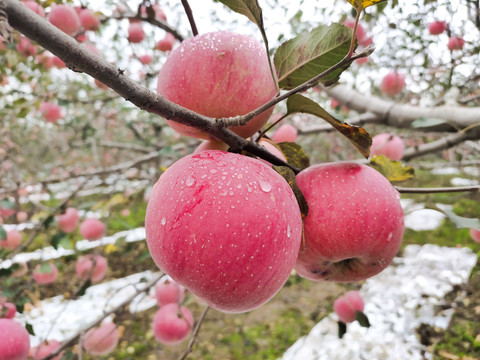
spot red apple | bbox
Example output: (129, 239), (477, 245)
(294, 162), (404, 282)
(155, 279), (185, 306)
(23, 1), (45, 17)
(334, 290), (364, 323)
(156, 32), (175, 51)
(79, 218), (106, 241)
(75, 255), (108, 284)
(57, 207), (79, 233)
(193, 140), (229, 154)
(0, 302), (16, 319)
(52, 55), (66, 68)
(370, 133), (405, 161)
(145, 150), (302, 312)
(16, 37), (37, 57)
(127, 23), (145, 43)
(271, 124), (298, 143)
(33, 263), (58, 284)
(141, 4), (167, 21)
(0, 319), (30, 360)
(82, 322), (119, 356)
(258, 138), (287, 167)
(152, 303), (193, 345)
(31, 340), (62, 360)
(156, 31), (277, 140)
(447, 36), (465, 51)
(380, 71), (405, 96)
(39, 102), (63, 123)
(428, 20), (447, 35)
(79, 9), (100, 31)
(0, 229), (22, 250)
(48, 5), (81, 36)
(138, 54), (153, 65)
(16, 211), (28, 223)
(470, 228), (480, 243)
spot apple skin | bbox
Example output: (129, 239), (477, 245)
(33, 263), (59, 284)
(79, 9), (100, 31)
(0, 318), (30, 360)
(145, 150), (302, 313)
(139, 54), (153, 65)
(193, 140), (229, 154)
(156, 32), (175, 52)
(447, 36), (465, 51)
(271, 124), (298, 143)
(0, 302), (16, 319)
(334, 290), (364, 323)
(294, 162), (404, 282)
(39, 102), (63, 123)
(152, 303), (193, 345)
(470, 228), (480, 243)
(57, 207), (79, 233)
(428, 21), (447, 35)
(257, 138), (287, 167)
(79, 218), (106, 241)
(82, 322), (119, 356)
(370, 133), (405, 161)
(156, 31), (277, 140)
(380, 71), (405, 96)
(48, 5), (81, 36)
(0, 229), (22, 250)
(75, 255), (108, 284)
(23, 1), (45, 17)
(31, 340), (62, 360)
(155, 280), (185, 306)
(127, 23), (145, 43)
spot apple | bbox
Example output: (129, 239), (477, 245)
(429, 20), (447, 35)
(370, 133), (405, 161)
(0, 302), (16, 319)
(271, 124), (298, 143)
(294, 162), (404, 282)
(36, 52), (55, 69)
(145, 150), (302, 313)
(257, 138), (287, 167)
(138, 54), (153, 65)
(334, 290), (364, 323)
(0, 319), (30, 360)
(16, 37), (38, 57)
(155, 279), (185, 306)
(33, 262), (58, 284)
(152, 303), (193, 345)
(82, 322), (119, 356)
(156, 32), (175, 52)
(16, 211), (28, 223)
(48, 5), (81, 36)
(448, 36), (465, 51)
(52, 55), (66, 68)
(343, 19), (367, 45)
(380, 71), (406, 96)
(39, 102), (63, 123)
(156, 31), (277, 140)
(127, 23), (145, 43)
(75, 255), (108, 283)
(0, 229), (22, 250)
(141, 4), (167, 21)
(57, 207), (79, 233)
(79, 218), (106, 241)
(193, 140), (229, 154)
(23, 1), (45, 17)
(79, 8), (100, 31)
(470, 228), (480, 243)
(31, 340), (62, 360)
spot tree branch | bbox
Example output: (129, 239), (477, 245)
(177, 305), (210, 360)
(396, 185), (480, 194)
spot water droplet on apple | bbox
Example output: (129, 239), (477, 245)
(287, 224), (291, 238)
(161, 217), (166, 225)
(186, 176), (195, 187)
(259, 180), (272, 193)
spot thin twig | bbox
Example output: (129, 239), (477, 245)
(177, 305), (210, 360)
(181, 0), (198, 36)
(396, 185), (480, 194)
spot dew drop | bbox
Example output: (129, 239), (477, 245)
(186, 176), (195, 187)
(161, 217), (166, 226)
(247, 186), (253, 193)
(210, 169), (218, 174)
(387, 233), (393, 242)
(259, 180), (272, 193)
(287, 224), (291, 238)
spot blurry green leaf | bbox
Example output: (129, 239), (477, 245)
(355, 311), (371, 327)
(274, 23), (353, 90)
(277, 142), (310, 170)
(338, 321), (347, 338)
(369, 155), (414, 182)
(0, 199), (15, 209)
(0, 264), (20, 277)
(0, 226), (6, 240)
(25, 323), (35, 336)
(59, 237), (74, 250)
(438, 208), (480, 230)
(77, 279), (92, 297)
(345, 0), (388, 10)
(411, 118), (447, 128)
(44, 215), (55, 229)
(39, 262), (53, 274)
(273, 166), (309, 219)
(51, 232), (67, 249)
(286, 94), (371, 158)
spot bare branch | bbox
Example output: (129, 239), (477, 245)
(177, 306), (210, 360)
(396, 185), (480, 194)
(181, 0), (198, 36)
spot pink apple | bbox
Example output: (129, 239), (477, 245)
(370, 133), (405, 161)
(23, 1), (45, 17)
(52, 55), (66, 68)
(355, 56), (369, 65)
(31, 340), (62, 360)
(271, 124), (298, 143)
(152, 303), (193, 345)
(156, 32), (175, 51)
(0, 302), (16, 319)
(258, 138), (287, 167)
(48, 5), (81, 36)
(334, 290), (365, 323)
(448, 36), (465, 51)
(39, 102), (63, 123)
(79, 218), (106, 241)
(75, 255), (108, 283)
(141, 4), (167, 21)
(82, 322), (119, 356)
(127, 23), (145, 43)
(16, 211), (28, 223)
(0, 319), (30, 360)
(79, 9), (100, 31)
(155, 280), (185, 306)
(138, 54), (153, 65)
(429, 20), (447, 35)
(193, 140), (229, 154)
(16, 37), (37, 57)
(33, 263), (58, 284)
(294, 162), (404, 282)
(343, 19), (367, 45)
(380, 71), (406, 96)
(470, 228), (480, 243)
(57, 207), (79, 233)
(145, 150), (302, 313)
(156, 31), (277, 140)
(0, 229), (22, 250)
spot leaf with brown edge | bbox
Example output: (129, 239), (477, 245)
(344, 0), (388, 10)
(273, 165), (309, 219)
(286, 94), (371, 158)
(369, 155), (414, 182)
(277, 142), (310, 171)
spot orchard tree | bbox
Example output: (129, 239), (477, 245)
(0, 0), (479, 359)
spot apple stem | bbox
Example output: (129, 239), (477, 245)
(347, 7), (364, 58)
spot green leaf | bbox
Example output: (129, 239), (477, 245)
(369, 155), (415, 182)
(25, 323), (35, 336)
(411, 118), (447, 128)
(345, 0), (388, 10)
(277, 142), (310, 170)
(77, 279), (92, 297)
(338, 321), (347, 338)
(0, 226), (6, 240)
(355, 310), (371, 327)
(286, 94), (372, 158)
(39, 262), (53, 274)
(51, 232), (67, 249)
(274, 23), (353, 90)
(0, 263), (20, 277)
(44, 215), (55, 229)
(0, 199), (15, 209)
(438, 208), (480, 230)
(273, 166), (309, 219)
